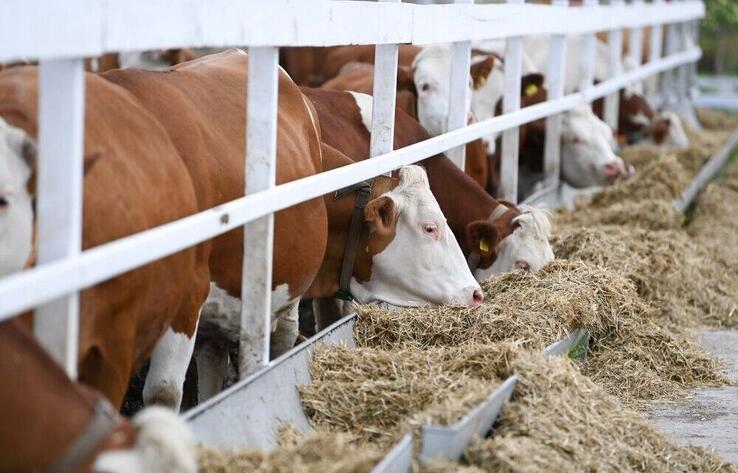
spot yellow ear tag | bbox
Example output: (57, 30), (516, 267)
(475, 76), (487, 89)
(525, 83), (539, 97)
(479, 238), (490, 253)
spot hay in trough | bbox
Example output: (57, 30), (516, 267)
(352, 260), (726, 404)
(463, 352), (737, 473)
(552, 225), (738, 328)
(589, 154), (691, 208)
(419, 460), (486, 473)
(696, 108), (738, 131)
(689, 179), (738, 268)
(198, 429), (384, 473)
(554, 198), (684, 230)
(300, 343), (511, 445)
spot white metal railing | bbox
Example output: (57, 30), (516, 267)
(0, 0), (704, 378)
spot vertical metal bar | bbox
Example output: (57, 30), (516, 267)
(544, 0), (568, 190)
(628, 0), (644, 69)
(240, 46), (279, 378)
(34, 59), (85, 379)
(604, 0), (623, 131)
(446, 0), (473, 171)
(499, 0), (523, 202)
(579, 0), (599, 93)
(663, 14), (679, 110)
(647, 0), (665, 104)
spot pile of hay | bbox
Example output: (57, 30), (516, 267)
(552, 225), (738, 328)
(352, 260), (726, 404)
(554, 198), (683, 230)
(462, 352), (737, 473)
(301, 343), (512, 445)
(696, 108), (738, 131)
(198, 429), (384, 473)
(689, 179), (738, 269)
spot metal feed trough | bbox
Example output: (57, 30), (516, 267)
(0, 0), (723, 466)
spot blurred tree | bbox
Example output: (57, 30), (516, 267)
(702, 0), (738, 74)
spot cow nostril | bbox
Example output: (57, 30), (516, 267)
(472, 289), (484, 305)
(515, 260), (531, 272)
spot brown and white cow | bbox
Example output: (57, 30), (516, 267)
(301, 88), (554, 283)
(0, 319), (196, 473)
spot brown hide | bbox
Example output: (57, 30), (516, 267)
(301, 87), (519, 268)
(320, 62), (490, 189)
(0, 66), (204, 407)
(103, 50), (328, 307)
(0, 320), (136, 472)
(322, 44), (423, 83)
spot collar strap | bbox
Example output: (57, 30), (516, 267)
(467, 204), (510, 272)
(44, 398), (122, 473)
(335, 181), (373, 299)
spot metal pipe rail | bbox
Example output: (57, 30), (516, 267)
(0, 0), (705, 377)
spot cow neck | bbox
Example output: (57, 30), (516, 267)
(335, 175), (396, 300)
(333, 179), (373, 301)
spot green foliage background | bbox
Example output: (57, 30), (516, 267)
(700, 0), (738, 74)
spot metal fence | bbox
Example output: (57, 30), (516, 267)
(0, 0), (705, 379)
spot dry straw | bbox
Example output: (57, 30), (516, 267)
(696, 107), (738, 131)
(301, 343), (515, 445)
(198, 429), (384, 473)
(463, 352), (737, 473)
(552, 225), (738, 328)
(353, 260), (726, 404)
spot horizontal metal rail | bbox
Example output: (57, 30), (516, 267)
(0, 46), (701, 321)
(0, 1), (703, 62)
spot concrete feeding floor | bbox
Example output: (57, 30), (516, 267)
(648, 330), (738, 463)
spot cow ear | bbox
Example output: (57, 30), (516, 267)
(365, 195), (397, 236)
(521, 73), (544, 98)
(465, 220), (501, 259)
(470, 55), (496, 90)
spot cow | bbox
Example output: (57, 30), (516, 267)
(320, 44), (423, 84)
(300, 87), (555, 284)
(0, 319), (196, 473)
(101, 51), (482, 404)
(0, 65), (212, 411)
(519, 35), (689, 148)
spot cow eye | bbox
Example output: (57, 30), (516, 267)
(0, 196), (8, 209)
(421, 222), (440, 239)
(421, 83), (431, 92)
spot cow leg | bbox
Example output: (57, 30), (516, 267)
(194, 340), (229, 403)
(269, 301), (300, 359)
(312, 297), (348, 332)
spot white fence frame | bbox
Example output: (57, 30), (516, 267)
(0, 0), (704, 378)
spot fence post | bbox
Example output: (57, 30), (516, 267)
(240, 47), (279, 378)
(33, 59), (85, 379)
(370, 0), (401, 163)
(579, 0), (599, 93)
(499, 0), (524, 203)
(604, 0), (623, 131)
(628, 0), (644, 87)
(663, 10), (679, 110)
(446, 0), (474, 171)
(543, 0), (568, 190)
(647, 0), (665, 106)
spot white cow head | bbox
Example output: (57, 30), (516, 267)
(412, 44), (483, 137)
(351, 165), (483, 308)
(465, 205), (554, 281)
(0, 117), (35, 277)
(650, 111), (689, 149)
(561, 104), (634, 188)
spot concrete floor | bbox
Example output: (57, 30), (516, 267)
(648, 330), (738, 463)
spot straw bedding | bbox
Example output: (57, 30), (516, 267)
(552, 226), (738, 328)
(300, 343), (512, 445)
(198, 429), (384, 473)
(696, 107), (738, 131)
(463, 352), (737, 473)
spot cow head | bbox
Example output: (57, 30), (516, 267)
(465, 204), (554, 281)
(561, 104), (634, 188)
(352, 165), (483, 307)
(650, 111), (689, 149)
(618, 87), (654, 142)
(0, 117), (35, 277)
(412, 45), (461, 136)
